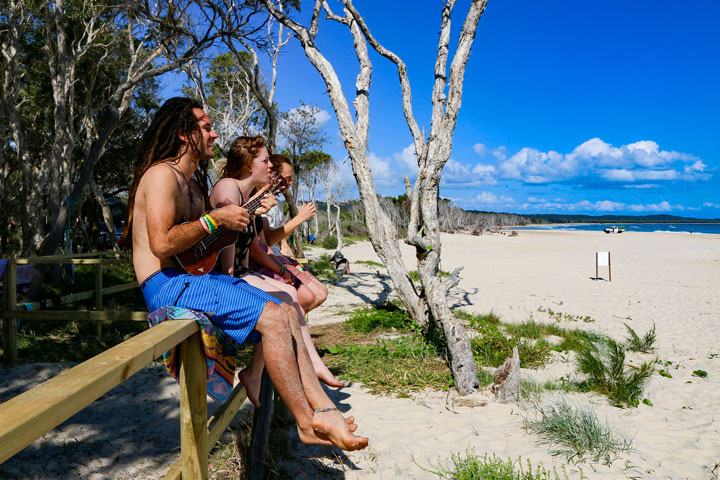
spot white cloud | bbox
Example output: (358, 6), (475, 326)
(492, 146), (508, 161)
(703, 202), (719, 208)
(393, 144), (419, 175)
(473, 143), (487, 156)
(475, 191), (516, 206)
(493, 137), (706, 186)
(367, 153), (395, 186)
(472, 164), (498, 185)
(519, 197), (685, 213)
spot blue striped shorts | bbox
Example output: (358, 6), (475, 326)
(141, 269), (282, 345)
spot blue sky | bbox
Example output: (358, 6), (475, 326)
(168, 1), (720, 218)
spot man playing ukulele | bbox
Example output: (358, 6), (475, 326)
(124, 97), (368, 451)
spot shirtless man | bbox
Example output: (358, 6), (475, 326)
(123, 97), (368, 451)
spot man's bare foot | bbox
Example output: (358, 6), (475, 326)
(311, 409), (369, 451)
(238, 368), (261, 408)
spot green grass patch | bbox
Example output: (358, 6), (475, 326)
(13, 319), (146, 363)
(470, 322), (551, 368)
(344, 304), (414, 333)
(426, 451), (576, 479)
(454, 309), (501, 327)
(524, 400), (633, 464)
(320, 336), (452, 396)
(501, 320), (607, 355)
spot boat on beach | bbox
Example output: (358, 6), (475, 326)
(604, 225), (625, 234)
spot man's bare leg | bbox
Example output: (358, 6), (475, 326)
(254, 301), (368, 451)
(238, 344), (263, 407)
(276, 302), (366, 449)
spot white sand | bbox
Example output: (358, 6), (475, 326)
(1, 230), (718, 479)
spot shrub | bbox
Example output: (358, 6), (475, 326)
(321, 235), (338, 249)
(624, 323), (656, 353)
(576, 338), (654, 407)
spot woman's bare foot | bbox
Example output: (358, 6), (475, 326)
(312, 360), (345, 388)
(311, 409), (369, 451)
(238, 368), (261, 408)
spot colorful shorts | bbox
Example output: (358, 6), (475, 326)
(141, 268), (282, 345)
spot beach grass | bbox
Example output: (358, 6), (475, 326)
(524, 400), (633, 464)
(426, 451), (577, 479)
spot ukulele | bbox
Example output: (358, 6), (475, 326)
(173, 175), (290, 275)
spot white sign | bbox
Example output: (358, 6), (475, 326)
(597, 251), (609, 267)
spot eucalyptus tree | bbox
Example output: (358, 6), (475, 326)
(183, 51), (265, 157)
(278, 103), (326, 217)
(261, 0), (488, 394)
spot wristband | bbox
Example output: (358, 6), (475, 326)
(279, 264), (287, 271)
(201, 214), (217, 234)
(204, 214), (218, 230)
(297, 267), (304, 272)
(199, 217), (210, 233)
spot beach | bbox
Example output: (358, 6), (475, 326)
(1, 230), (718, 478)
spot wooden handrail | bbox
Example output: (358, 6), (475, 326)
(0, 319), (198, 464)
(12, 250), (124, 263)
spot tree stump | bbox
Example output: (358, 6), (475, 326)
(492, 346), (520, 403)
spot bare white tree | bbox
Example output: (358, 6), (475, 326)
(262, 0), (488, 394)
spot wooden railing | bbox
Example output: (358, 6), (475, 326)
(0, 316), (274, 479)
(1, 251), (143, 363)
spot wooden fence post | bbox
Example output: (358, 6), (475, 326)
(247, 369), (274, 480)
(94, 262), (103, 339)
(2, 259), (18, 364)
(179, 331), (208, 479)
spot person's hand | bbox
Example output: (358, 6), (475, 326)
(255, 193), (277, 215)
(298, 202), (317, 222)
(280, 267), (295, 285)
(212, 205), (250, 231)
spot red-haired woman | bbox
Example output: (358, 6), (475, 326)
(210, 137), (343, 406)
(255, 154), (329, 312)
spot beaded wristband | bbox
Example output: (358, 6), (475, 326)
(314, 407), (338, 413)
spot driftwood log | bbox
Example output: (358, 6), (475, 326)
(492, 346), (520, 403)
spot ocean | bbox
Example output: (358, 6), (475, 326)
(511, 223), (720, 235)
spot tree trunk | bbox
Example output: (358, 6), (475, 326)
(262, 0), (485, 394)
(334, 203), (343, 251)
(90, 177), (118, 250)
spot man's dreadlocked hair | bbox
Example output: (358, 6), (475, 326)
(122, 97), (211, 245)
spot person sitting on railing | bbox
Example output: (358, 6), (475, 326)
(257, 154), (329, 313)
(210, 136), (343, 408)
(122, 97), (368, 451)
